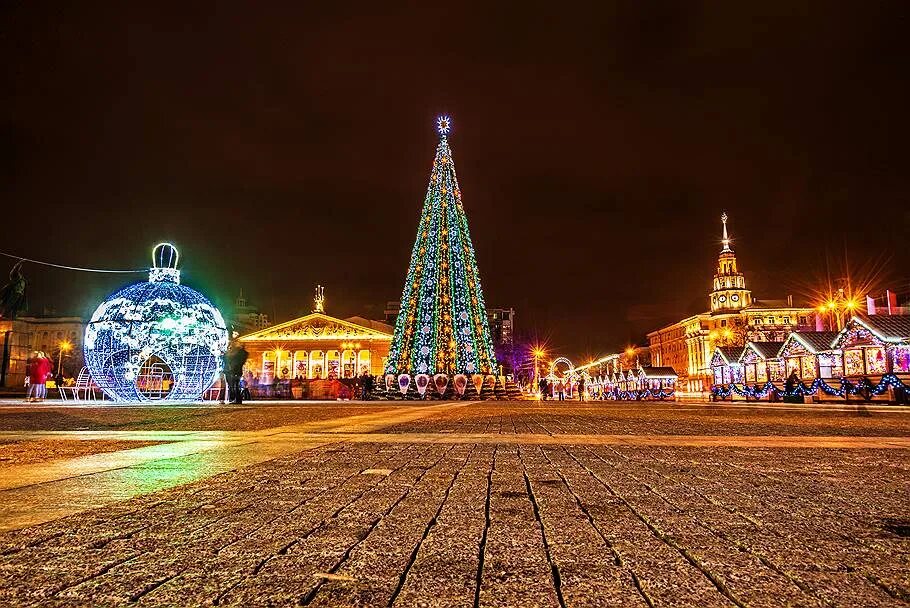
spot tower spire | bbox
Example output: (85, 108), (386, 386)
(313, 285), (325, 313)
(721, 212), (732, 252)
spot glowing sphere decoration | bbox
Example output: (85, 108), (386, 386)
(84, 243), (228, 402)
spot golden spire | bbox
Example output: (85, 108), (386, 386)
(721, 212), (732, 252)
(313, 285), (325, 313)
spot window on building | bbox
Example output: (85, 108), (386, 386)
(783, 317), (790, 324)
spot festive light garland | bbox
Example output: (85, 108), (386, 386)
(385, 117), (498, 376)
(711, 373), (909, 400)
(598, 388), (676, 401)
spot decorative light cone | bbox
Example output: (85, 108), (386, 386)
(84, 243), (228, 402)
(385, 117), (498, 377)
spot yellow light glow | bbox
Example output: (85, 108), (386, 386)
(59, 340), (72, 352)
(625, 347), (635, 356)
(826, 301), (836, 311)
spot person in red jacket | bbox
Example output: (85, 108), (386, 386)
(32, 352), (52, 402)
(26, 351), (47, 402)
(25, 352), (38, 402)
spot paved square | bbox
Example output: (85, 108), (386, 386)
(0, 400), (908, 606)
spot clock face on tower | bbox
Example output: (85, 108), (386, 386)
(718, 295), (727, 303)
(731, 294), (740, 302)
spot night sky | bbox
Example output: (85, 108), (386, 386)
(2, 3), (909, 361)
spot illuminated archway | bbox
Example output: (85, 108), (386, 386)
(549, 357), (574, 379)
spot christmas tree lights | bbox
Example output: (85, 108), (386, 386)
(385, 117), (498, 376)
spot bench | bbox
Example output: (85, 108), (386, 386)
(58, 367), (100, 401)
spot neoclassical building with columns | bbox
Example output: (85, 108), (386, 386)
(237, 287), (392, 382)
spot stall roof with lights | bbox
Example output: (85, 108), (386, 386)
(832, 315), (910, 348)
(740, 341), (786, 362)
(777, 331), (840, 357)
(640, 366), (678, 379)
(713, 346), (745, 365)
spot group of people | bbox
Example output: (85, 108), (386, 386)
(537, 376), (587, 401)
(25, 351), (54, 402)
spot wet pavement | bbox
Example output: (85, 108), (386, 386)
(0, 400), (907, 606)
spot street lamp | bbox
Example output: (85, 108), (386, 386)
(57, 340), (72, 375)
(818, 289), (862, 331)
(532, 347), (545, 397)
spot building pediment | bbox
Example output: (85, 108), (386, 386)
(238, 313), (392, 342)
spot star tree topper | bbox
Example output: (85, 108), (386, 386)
(436, 115), (451, 137)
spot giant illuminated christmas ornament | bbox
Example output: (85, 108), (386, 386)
(84, 243), (228, 402)
(385, 117), (498, 376)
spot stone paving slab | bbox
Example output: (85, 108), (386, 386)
(0, 438), (162, 467)
(0, 400), (907, 606)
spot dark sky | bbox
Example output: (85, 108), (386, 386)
(2, 2), (909, 361)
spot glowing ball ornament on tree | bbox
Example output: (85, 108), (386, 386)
(84, 243), (229, 402)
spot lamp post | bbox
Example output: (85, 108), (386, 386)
(57, 340), (72, 376)
(533, 347), (545, 398)
(819, 289), (861, 331)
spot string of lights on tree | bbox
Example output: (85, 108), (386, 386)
(385, 116), (498, 376)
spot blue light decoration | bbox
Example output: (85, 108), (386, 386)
(602, 388), (676, 401)
(710, 373), (909, 401)
(84, 243), (228, 402)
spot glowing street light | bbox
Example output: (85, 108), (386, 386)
(818, 289), (863, 331)
(532, 347), (546, 398)
(57, 340), (72, 375)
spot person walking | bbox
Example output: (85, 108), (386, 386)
(538, 377), (548, 400)
(226, 342), (249, 404)
(555, 379), (565, 401)
(578, 377), (586, 401)
(32, 352), (52, 402)
(25, 352), (38, 402)
(360, 372), (374, 401)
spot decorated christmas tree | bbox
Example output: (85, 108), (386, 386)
(385, 116), (498, 377)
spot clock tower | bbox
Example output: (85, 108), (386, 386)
(710, 212), (752, 313)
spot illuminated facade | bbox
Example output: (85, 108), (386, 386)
(832, 316), (910, 377)
(709, 317), (910, 402)
(238, 289), (392, 382)
(648, 213), (815, 396)
(0, 315), (85, 387)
